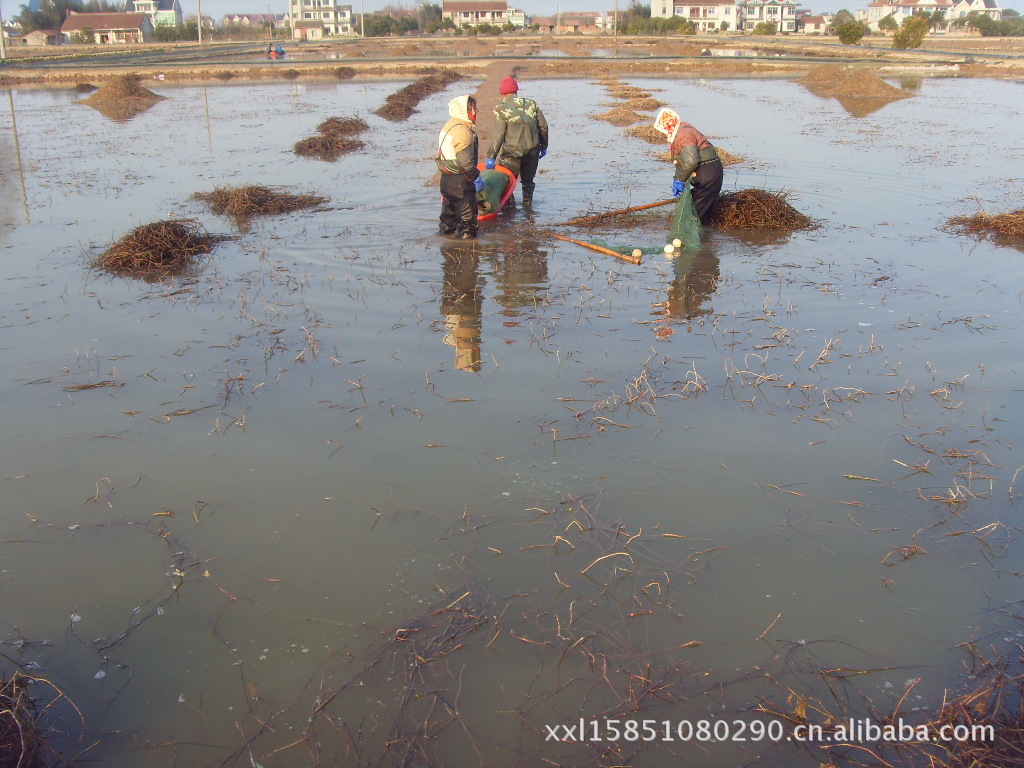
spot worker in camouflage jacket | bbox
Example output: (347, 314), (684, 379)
(653, 108), (723, 224)
(437, 95), (485, 239)
(485, 76), (548, 207)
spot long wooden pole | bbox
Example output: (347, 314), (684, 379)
(558, 197), (676, 226)
(545, 232), (642, 265)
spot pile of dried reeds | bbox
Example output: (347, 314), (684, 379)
(1, 675), (46, 768)
(798, 63), (850, 90)
(706, 189), (815, 230)
(193, 185), (327, 221)
(375, 68), (462, 122)
(211, 71), (233, 81)
(828, 69), (911, 100)
(334, 66), (356, 79)
(82, 74), (164, 121)
(715, 147), (744, 166)
(97, 220), (222, 277)
(74, 83), (96, 93)
(947, 209), (1024, 241)
(595, 106), (646, 126)
(280, 69), (301, 80)
(294, 114), (367, 161)
(316, 116), (367, 136)
(626, 96), (665, 112)
(627, 124), (668, 145)
(608, 85), (651, 100)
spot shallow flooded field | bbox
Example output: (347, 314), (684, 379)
(2, 73), (1024, 767)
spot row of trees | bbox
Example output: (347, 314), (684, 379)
(830, 8), (1022, 48)
(15, 0), (1020, 42)
(14, 0), (119, 34)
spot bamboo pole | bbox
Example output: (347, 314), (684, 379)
(557, 197), (677, 226)
(544, 232), (642, 265)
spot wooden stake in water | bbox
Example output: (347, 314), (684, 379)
(545, 232), (642, 265)
(558, 198), (677, 226)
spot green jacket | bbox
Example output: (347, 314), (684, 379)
(487, 95), (549, 162)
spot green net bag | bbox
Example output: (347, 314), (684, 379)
(476, 169), (511, 215)
(670, 181), (703, 251)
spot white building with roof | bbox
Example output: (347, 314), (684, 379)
(124, 0), (183, 28)
(651, 0), (739, 32)
(856, 0), (1001, 30)
(442, 1), (524, 28)
(738, 0), (798, 32)
(949, 0), (1002, 20)
(859, 0), (954, 29)
(287, 0), (353, 35)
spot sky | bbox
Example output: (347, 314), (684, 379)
(2, 0), (1020, 28)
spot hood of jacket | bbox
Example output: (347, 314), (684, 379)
(653, 107), (681, 144)
(448, 95), (474, 124)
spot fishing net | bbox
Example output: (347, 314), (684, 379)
(670, 182), (703, 250)
(476, 169), (511, 214)
(581, 183), (702, 255)
(586, 239), (664, 256)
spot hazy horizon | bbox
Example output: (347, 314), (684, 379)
(2, 0), (1020, 31)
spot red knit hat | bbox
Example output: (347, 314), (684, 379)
(499, 76), (518, 95)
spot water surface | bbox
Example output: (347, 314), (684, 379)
(2, 74), (1023, 767)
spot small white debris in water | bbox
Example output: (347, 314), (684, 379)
(94, 670), (106, 679)
(70, 613), (81, 623)
(631, 249), (642, 259)
(858, 322), (872, 327)
(663, 244), (674, 254)
(673, 238), (682, 247)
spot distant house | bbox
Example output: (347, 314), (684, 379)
(738, 0), (798, 31)
(858, 0), (962, 30)
(652, 0), (739, 31)
(291, 20), (325, 40)
(223, 13), (280, 27)
(24, 28), (64, 45)
(124, 0), (183, 28)
(287, 0), (352, 36)
(797, 13), (829, 31)
(532, 11), (613, 32)
(442, 1), (524, 28)
(60, 11), (153, 43)
(949, 0), (1002, 20)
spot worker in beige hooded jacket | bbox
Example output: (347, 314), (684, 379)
(437, 95), (484, 239)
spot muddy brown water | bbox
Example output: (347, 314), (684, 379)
(2, 74), (1024, 767)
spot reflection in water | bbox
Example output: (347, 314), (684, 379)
(490, 236), (549, 318)
(1, 89), (29, 227)
(716, 228), (795, 248)
(84, 97), (160, 122)
(899, 76), (924, 91)
(834, 95), (899, 119)
(440, 237), (550, 371)
(660, 245), (721, 322)
(440, 243), (484, 372)
(202, 85), (213, 157)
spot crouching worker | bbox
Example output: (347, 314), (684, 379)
(653, 108), (723, 225)
(437, 95), (485, 239)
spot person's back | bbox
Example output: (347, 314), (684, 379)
(490, 95), (543, 161)
(486, 76), (548, 207)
